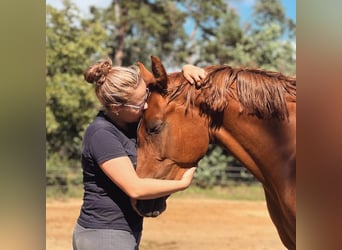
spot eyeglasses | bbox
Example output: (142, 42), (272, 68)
(113, 88), (150, 111)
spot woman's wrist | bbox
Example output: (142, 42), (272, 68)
(179, 167), (196, 189)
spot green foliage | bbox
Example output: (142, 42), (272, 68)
(193, 145), (255, 188)
(46, 2), (109, 161)
(91, 0), (188, 67)
(197, 0), (296, 76)
(198, 7), (243, 66)
(46, 0), (296, 196)
(46, 152), (83, 197)
(254, 0), (286, 27)
(194, 145), (232, 188)
(244, 22), (296, 73)
(46, 153), (69, 194)
(46, 2), (111, 196)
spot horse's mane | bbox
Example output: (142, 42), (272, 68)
(168, 65), (296, 121)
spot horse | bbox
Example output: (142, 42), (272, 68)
(133, 56), (296, 250)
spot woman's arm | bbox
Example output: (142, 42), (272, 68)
(100, 156), (195, 200)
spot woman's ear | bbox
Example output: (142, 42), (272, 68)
(108, 105), (120, 116)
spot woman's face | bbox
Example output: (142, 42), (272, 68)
(118, 79), (149, 123)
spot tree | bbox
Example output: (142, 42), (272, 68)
(241, 0), (296, 75)
(46, 0), (110, 165)
(197, 6), (244, 66)
(172, 0), (228, 64)
(88, 0), (188, 68)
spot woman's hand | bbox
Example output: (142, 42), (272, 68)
(180, 167), (196, 188)
(182, 64), (207, 88)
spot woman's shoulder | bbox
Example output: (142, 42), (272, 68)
(83, 111), (112, 135)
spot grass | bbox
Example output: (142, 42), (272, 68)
(173, 183), (265, 201)
(46, 182), (265, 201)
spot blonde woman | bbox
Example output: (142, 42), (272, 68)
(72, 58), (207, 250)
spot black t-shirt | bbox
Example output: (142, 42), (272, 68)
(77, 111), (143, 233)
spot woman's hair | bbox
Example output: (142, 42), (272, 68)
(84, 58), (142, 109)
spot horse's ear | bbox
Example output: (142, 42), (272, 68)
(137, 61), (156, 87)
(151, 56), (168, 92)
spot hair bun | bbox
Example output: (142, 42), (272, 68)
(84, 59), (113, 86)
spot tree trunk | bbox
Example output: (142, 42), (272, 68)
(113, 1), (127, 66)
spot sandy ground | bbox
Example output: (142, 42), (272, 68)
(46, 198), (286, 250)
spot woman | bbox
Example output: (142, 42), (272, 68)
(72, 58), (207, 250)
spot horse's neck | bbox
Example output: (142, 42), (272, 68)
(212, 124), (266, 182)
(210, 103), (295, 184)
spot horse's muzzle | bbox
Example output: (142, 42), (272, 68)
(132, 197), (168, 217)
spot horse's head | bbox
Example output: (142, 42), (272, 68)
(133, 56), (210, 217)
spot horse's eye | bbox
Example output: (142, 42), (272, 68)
(146, 121), (164, 135)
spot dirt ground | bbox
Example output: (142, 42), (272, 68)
(46, 198), (286, 250)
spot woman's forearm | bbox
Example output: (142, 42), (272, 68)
(128, 177), (189, 200)
(100, 157), (195, 200)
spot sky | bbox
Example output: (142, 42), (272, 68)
(230, 0), (296, 24)
(46, 0), (296, 24)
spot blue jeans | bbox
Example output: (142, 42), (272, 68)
(72, 223), (141, 250)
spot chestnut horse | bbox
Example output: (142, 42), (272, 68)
(134, 56), (296, 249)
